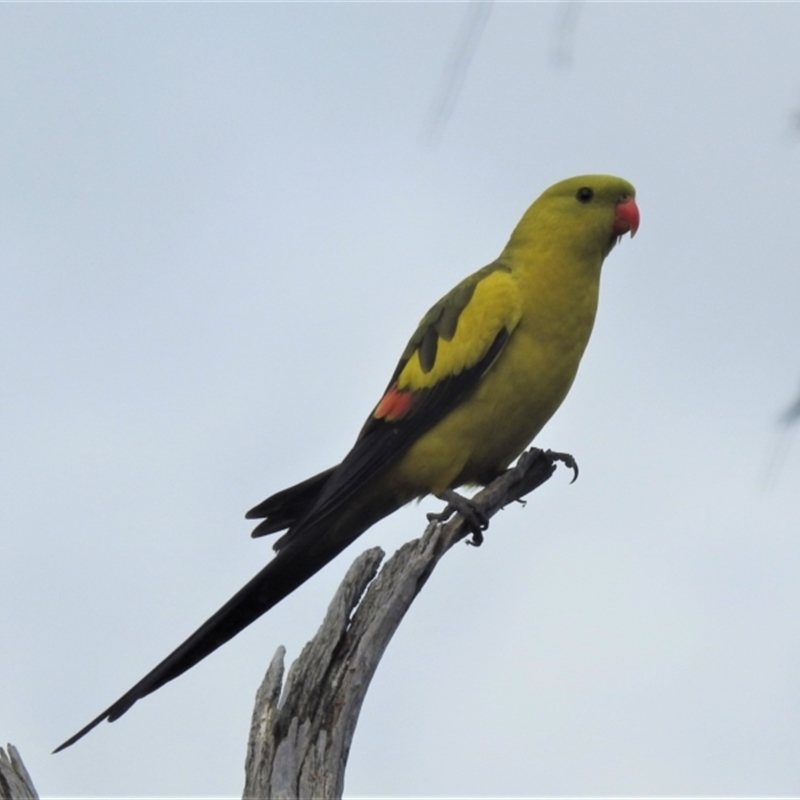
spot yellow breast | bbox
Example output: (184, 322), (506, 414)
(388, 256), (602, 497)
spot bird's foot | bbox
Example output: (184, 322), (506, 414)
(427, 489), (489, 546)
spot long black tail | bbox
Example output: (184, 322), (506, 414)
(56, 435), (409, 753)
(53, 512), (351, 753)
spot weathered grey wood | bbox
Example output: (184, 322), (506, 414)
(0, 450), (569, 800)
(0, 745), (39, 800)
(243, 548), (385, 800)
(242, 447), (574, 800)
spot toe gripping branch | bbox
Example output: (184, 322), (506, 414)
(426, 448), (579, 547)
(427, 489), (490, 546)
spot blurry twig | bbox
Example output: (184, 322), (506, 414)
(424, 0), (492, 144)
(550, 0), (583, 69)
(785, 84), (800, 138)
(782, 387), (800, 426)
(423, 0), (585, 142)
(761, 427), (795, 489)
(760, 380), (800, 487)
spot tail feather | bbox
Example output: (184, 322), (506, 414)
(246, 466), (337, 538)
(53, 528), (349, 754)
(56, 451), (406, 752)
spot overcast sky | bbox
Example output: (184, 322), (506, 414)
(3, 3), (800, 798)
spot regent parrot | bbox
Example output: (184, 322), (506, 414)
(55, 174), (639, 752)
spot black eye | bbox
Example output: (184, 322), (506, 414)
(576, 187), (594, 203)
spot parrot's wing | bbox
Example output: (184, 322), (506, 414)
(256, 261), (523, 548)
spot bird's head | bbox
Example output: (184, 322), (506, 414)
(505, 174), (639, 261)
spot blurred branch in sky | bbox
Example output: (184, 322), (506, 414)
(760, 380), (800, 487)
(780, 383), (800, 426)
(424, 0), (492, 143)
(788, 84), (800, 137)
(550, 0), (583, 69)
(424, 0), (585, 143)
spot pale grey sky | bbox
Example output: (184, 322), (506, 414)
(3, 3), (800, 798)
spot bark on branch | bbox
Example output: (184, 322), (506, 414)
(242, 447), (575, 799)
(0, 745), (39, 800)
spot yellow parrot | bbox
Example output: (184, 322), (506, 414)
(55, 174), (639, 752)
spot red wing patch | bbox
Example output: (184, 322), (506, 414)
(373, 382), (417, 421)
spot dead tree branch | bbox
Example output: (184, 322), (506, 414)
(242, 447), (574, 799)
(1, 449), (572, 800)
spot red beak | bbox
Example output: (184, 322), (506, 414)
(613, 197), (640, 238)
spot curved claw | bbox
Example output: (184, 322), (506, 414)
(466, 529), (484, 547)
(545, 449), (579, 483)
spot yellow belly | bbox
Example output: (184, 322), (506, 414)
(388, 319), (593, 497)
